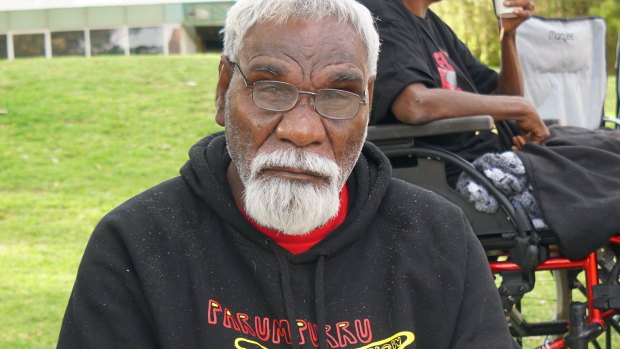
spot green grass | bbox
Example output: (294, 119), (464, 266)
(604, 73), (618, 126)
(0, 55), (618, 348)
(0, 54), (223, 348)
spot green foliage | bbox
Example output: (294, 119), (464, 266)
(589, 0), (620, 71)
(433, 1), (500, 66)
(434, 0), (619, 73)
(591, 0), (620, 34)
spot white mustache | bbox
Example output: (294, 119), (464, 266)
(250, 148), (340, 183)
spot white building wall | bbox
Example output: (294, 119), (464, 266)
(0, 1), (230, 59)
(0, 0), (216, 12)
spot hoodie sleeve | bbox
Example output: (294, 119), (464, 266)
(448, 214), (519, 348)
(57, 216), (158, 348)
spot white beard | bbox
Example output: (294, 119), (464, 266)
(242, 148), (342, 236)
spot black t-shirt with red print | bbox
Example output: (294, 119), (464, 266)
(362, 0), (509, 178)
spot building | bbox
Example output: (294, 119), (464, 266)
(0, 0), (235, 59)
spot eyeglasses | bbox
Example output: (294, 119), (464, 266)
(231, 62), (366, 120)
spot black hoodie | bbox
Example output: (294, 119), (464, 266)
(58, 132), (514, 348)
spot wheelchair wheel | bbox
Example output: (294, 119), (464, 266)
(552, 269), (571, 323)
(510, 269), (572, 348)
(517, 244), (620, 348)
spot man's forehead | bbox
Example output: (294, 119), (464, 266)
(244, 60), (366, 85)
(238, 17), (367, 73)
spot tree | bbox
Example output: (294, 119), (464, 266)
(589, 0), (620, 72)
(433, 0), (618, 73)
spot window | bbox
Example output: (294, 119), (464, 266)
(52, 31), (85, 57)
(90, 28), (125, 56)
(196, 26), (224, 51)
(129, 26), (162, 55)
(14, 33), (45, 58)
(0, 35), (6, 59)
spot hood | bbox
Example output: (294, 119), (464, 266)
(179, 131), (393, 263)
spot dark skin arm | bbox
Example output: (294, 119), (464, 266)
(392, 0), (549, 146)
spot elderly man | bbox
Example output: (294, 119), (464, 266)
(57, 0), (515, 348)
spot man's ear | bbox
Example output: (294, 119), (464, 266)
(215, 55), (233, 126)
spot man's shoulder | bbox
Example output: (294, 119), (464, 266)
(99, 176), (205, 231)
(116, 176), (192, 211)
(376, 177), (470, 236)
(385, 177), (463, 214)
(369, 177), (475, 269)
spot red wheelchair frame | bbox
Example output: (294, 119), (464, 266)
(491, 236), (620, 349)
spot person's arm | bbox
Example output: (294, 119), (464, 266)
(494, 0), (536, 96)
(392, 83), (549, 144)
(495, 29), (524, 96)
(391, 0), (548, 144)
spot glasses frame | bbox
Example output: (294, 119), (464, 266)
(230, 62), (367, 120)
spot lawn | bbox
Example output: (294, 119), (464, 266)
(0, 55), (618, 348)
(0, 54), (223, 347)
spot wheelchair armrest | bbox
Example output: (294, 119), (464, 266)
(367, 115), (495, 143)
(602, 117), (620, 129)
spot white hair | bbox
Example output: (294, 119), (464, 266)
(222, 0), (380, 77)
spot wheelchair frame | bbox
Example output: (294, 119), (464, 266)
(491, 245), (620, 349)
(367, 118), (620, 349)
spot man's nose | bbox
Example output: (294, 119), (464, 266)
(275, 95), (327, 147)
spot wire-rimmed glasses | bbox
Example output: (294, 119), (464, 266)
(231, 62), (366, 120)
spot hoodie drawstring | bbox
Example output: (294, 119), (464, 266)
(273, 244), (303, 349)
(270, 241), (330, 349)
(315, 255), (328, 349)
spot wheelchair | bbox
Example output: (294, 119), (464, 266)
(367, 116), (620, 349)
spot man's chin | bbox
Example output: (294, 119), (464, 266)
(255, 215), (333, 236)
(243, 178), (340, 235)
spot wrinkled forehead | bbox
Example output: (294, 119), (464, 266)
(238, 17), (369, 78)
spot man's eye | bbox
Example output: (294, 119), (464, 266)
(323, 90), (350, 100)
(320, 90), (356, 106)
(256, 83), (289, 96)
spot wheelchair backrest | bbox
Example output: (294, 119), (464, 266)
(516, 16), (607, 129)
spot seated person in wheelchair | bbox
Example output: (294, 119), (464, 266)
(57, 0), (519, 347)
(362, 0), (547, 170)
(361, 0), (620, 261)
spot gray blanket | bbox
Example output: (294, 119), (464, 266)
(456, 152), (548, 231)
(458, 125), (620, 260)
(516, 125), (620, 260)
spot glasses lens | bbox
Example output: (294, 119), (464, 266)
(315, 89), (361, 120)
(252, 81), (298, 112)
